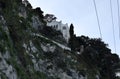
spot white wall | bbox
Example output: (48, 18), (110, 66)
(47, 20), (70, 42)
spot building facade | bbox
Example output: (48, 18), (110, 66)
(46, 17), (70, 42)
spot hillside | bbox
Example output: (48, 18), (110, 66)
(0, 0), (120, 79)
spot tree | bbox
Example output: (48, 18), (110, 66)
(33, 7), (44, 19)
(69, 24), (74, 37)
(44, 14), (57, 22)
(0, 1), (6, 9)
(69, 23), (74, 51)
(17, 0), (22, 3)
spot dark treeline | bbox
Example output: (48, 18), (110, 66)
(68, 24), (120, 79)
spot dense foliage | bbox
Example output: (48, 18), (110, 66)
(68, 26), (120, 79)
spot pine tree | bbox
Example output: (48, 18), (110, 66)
(69, 23), (74, 51)
(69, 24), (74, 37)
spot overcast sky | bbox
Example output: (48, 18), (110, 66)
(28, 0), (120, 56)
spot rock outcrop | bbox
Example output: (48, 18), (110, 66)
(0, 0), (119, 79)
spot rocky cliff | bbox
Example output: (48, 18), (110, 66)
(0, 0), (120, 79)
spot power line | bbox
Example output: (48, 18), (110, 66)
(110, 0), (116, 53)
(93, 0), (102, 39)
(117, 0), (120, 39)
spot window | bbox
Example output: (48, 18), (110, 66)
(56, 25), (58, 28)
(54, 25), (55, 28)
(63, 26), (66, 30)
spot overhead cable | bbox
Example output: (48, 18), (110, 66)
(93, 0), (103, 39)
(117, 0), (120, 39)
(110, 0), (117, 53)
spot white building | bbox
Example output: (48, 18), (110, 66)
(46, 20), (70, 42)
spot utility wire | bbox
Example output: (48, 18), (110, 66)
(117, 0), (120, 39)
(110, 0), (116, 53)
(93, 0), (102, 39)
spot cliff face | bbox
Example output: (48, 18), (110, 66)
(0, 0), (120, 79)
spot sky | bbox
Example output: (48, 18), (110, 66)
(28, 0), (120, 56)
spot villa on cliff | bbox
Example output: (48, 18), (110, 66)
(44, 14), (70, 42)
